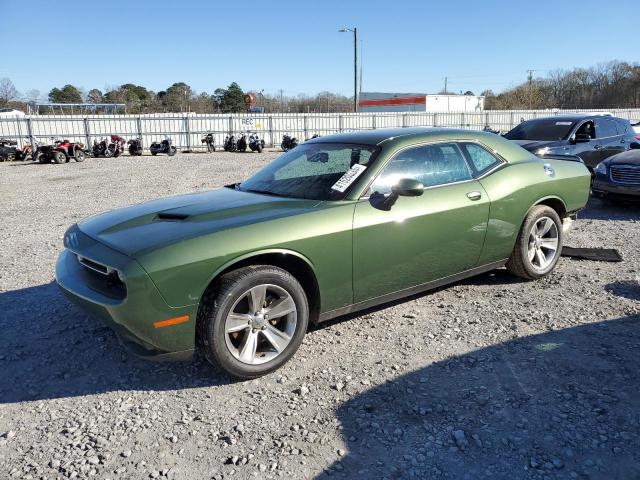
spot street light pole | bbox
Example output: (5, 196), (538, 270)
(339, 27), (358, 113)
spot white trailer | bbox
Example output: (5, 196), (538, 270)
(358, 92), (484, 113)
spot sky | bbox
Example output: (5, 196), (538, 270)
(1, 0), (637, 100)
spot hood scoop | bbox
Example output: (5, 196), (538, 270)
(156, 212), (190, 221)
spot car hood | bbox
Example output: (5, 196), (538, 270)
(78, 187), (321, 257)
(511, 140), (564, 151)
(604, 150), (640, 166)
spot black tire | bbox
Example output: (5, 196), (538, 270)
(506, 205), (563, 280)
(168, 146), (177, 156)
(151, 151), (157, 156)
(74, 150), (85, 162)
(36, 153), (46, 164)
(257, 144), (263, 153)
(104, 147), (114, 158)
(53, 151), (66, 164)
(198, 265), (309, 379)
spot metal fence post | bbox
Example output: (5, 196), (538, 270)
(433, 113), (438, 127)
(339, 115), (343, 133)
(402, 114), (407, 128)
(372, 114), (377, 129)
(183, 115), (191, 152)
(303, 115), (308, 140)
(26, 117), (35, 148)
(228, 116), (233, 134)
(136, 116), (143, 149)
(83, 117), (91, 148)
(268, 116), (274, 147)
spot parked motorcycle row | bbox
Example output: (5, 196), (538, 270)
(0, 131), (306, 164)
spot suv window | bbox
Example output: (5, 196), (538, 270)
(461, 143), (501, 174)
(370, 143), (472, 194)
(614, 118), (630, 135)
(595, 118), (618, 138)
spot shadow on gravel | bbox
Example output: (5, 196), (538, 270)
(605, 281), (640, 301)
(0, 282), (233, 404)
(318, 315), (640, 480)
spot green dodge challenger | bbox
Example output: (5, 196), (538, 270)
(56, 128), (591, 378)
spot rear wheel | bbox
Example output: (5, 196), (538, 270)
(53, 151), (66, 164)
(198, 266), (309, 379)
(506, 205), (562, 280)
(168, 146), (177, 156)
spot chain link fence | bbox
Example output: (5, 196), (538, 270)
(1, 109), (639, 152)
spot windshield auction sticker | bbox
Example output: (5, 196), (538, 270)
(331, 164), (367, 192)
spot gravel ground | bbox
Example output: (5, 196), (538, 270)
(0, 152), (639, 480)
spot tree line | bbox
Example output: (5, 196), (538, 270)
(0, 79), (354, 114)
(482, 61), (640, 110)
(1, 60), (639, 113)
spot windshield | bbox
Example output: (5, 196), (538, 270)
(238, 142), (378, 200)
(504, 119), (577, 141)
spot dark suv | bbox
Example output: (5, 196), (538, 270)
(504, 114), (638, 170)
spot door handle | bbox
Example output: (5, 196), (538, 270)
(466, 191), (482, 201)
(594, 144), (602, 150)
(621, 139), (626, 144)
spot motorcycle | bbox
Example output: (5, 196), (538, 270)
(93, 135), (126, 158)
(248, 133), (265, 153)
(149, 137), (177, 156)
(223, 134), (237, 152)
(201, 133), (215, 152)
(40, 138), (87, 164)
(236, 134), (248, 152)
(127, 137), (143, 156)
(281, 134), (298, 152)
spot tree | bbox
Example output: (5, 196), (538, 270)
(87, 88), (103, 104)
(216, 82), (247, 113)
(25, 89), (40, 103)
(0, 78), (19, 106)
(104, 84), (153, 112)
(48, 84), (82, 103)
(158, 82), (193, 112)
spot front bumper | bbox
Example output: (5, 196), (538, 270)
(55, 226), (197, 359)
(592, 178), (640, 198)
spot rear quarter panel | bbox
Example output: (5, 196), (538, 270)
(477, 156), (590, 264)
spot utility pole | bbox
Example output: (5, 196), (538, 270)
(527, 69), (534, 110)
(444, 77), (448, 94)
(339, 27), (359, 113)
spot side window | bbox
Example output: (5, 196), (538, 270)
(595, 118), (618, 138)
(370, 143), (472, 194)
(575, 121), (594, 139)
(461, 143), (501, 174)
(615, 118), (630, 135)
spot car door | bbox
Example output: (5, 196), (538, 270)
(352, 142), (490, 303)
(570, 120), (600, 168)
(594, 117), (624, 163)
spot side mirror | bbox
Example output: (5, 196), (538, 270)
(629, 141), (640, 150)
(574, 133), (591, 143)
(391, 178), (424, 197)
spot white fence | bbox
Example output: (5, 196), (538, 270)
(1, 109), (639, 152)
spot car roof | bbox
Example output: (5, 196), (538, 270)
(305, 127), (487, 146)
(522, 114), (625, 123)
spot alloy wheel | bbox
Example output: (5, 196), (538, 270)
(224, 284), (297, 365)
(527, 216), (559, 270)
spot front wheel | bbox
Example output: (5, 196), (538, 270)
(198, 266), (309, 379)
(74, 150), (85, 162)
(168, 146), (177, 156)
(506, 205), (563, 280)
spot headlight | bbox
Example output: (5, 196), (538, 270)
(594, 162), (607, 175)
